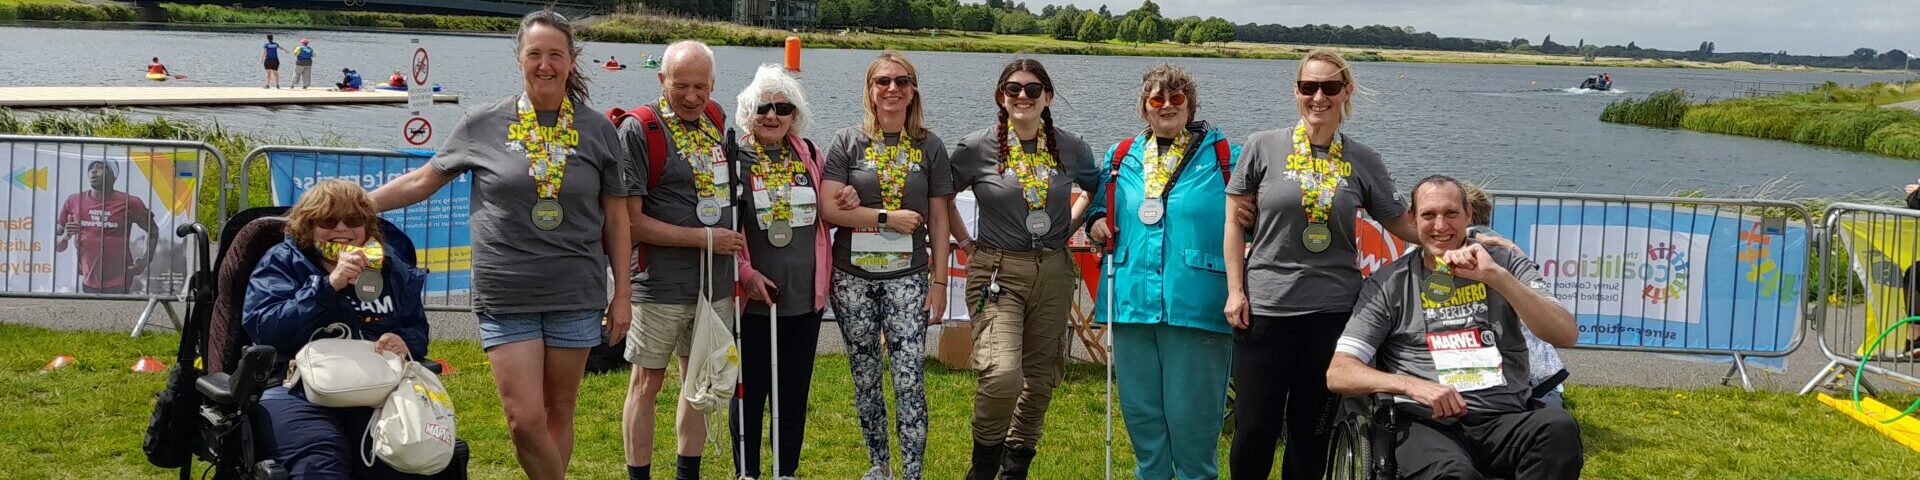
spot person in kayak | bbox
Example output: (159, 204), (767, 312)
(388, 70), (406, 88)
(147, 57), (170, 77)
(335, 68), (363, 91)
(605, 56), (621, 69)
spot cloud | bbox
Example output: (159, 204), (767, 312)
(1036, 0), (1917, 56)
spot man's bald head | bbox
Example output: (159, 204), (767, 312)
(659, 40), (717, 120)
(661, 40), (714, 78)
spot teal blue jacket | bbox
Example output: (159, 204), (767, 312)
(1091, 125), (1240, 334)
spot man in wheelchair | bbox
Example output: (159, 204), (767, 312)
(1326, 176), (1582, 480)
(242, 180), (432, 478)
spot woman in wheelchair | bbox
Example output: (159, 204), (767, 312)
(242, 179), (431, 479)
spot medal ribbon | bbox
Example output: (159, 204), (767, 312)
(1286, 120), (1347, 224)
(317, 240), (385, 270)
(863, 131), (918, 210)
(1142, 130), (1190, 199)
(507, 95), (579, 200)
(659, 98), (727, 200)
(1001, 120), (1056, 211)
(750, 140), (803, 221)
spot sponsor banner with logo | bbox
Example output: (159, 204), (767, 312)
(1491, 200), (1805, 354)
(2, 141), (201, 296)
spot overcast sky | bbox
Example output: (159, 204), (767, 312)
(1040, 0), (1916, 57)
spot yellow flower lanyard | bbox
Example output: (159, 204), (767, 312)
(658, 97), (727, 201)
(749, 140), (803, 222)
(506, 95), (579, 200)
(1000, 120), (1057, 211)
(1286, 120), (1348, 253)
(506, 95), (579, 231)
(862, 131), (920, 211)
(1142, 129), (1190, 199)
(317, 240), (387, 302)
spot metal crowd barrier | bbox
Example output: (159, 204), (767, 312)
(0, 134), (226, 336)
(1798, 202), (1920, 396)
(1486, 190), (1816, 390)
(236, 146), (474, 312)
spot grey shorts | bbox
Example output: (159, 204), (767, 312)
(477, 308), (604, 350)
(626, 298), (735, 370)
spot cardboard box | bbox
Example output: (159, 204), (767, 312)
(935, 321), (975, 369)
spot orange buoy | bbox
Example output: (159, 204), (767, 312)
(785, 36), (802, 72)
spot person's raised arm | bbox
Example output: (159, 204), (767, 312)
(1449, 244), (1577, 347)
(370, 166), (458, 212)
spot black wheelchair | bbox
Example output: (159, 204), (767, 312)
(144, 206), (468, 480)
(1324, 370), (1569, 480)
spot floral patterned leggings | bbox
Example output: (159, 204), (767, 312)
(830, 269), (930, 480)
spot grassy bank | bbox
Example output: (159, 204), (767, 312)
(0, 1), (1894, 71)
(0, 108), (328, 228)
(0, 0), (516, 32)
(1, 322), (1915, 479)
(1601, 83), (1920, 160)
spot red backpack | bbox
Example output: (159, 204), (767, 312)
(606, 102), (728, 268)
(1102, 134), (1232, 252)
(607, 102), (729, 189)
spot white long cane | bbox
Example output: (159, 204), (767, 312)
(758, 137), (784, 479)
(1103, 236), (1117, 480)
(725, 130), (750, 479)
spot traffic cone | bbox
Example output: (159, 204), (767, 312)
(431, 358), (456, 375)
(41, 355), (75, 372)
(131, 356), (167, 373)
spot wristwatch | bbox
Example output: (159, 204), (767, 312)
(877, 210), (889, 228)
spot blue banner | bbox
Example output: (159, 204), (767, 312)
(268, 151), (471, 294)
(1490, 200), (1806, 354)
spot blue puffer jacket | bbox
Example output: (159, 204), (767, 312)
(242, 236), (429, 375)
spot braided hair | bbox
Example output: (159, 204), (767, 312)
(994, 59), (1059, 163)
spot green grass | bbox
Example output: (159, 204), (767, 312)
(1, 322), (1915, 479)
(1603, 83), (1920, 160)
(579, 13), (1300, 60)
(1601, 88), (1691, 128)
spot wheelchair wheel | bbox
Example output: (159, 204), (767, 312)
(1324, 416), (1373, 480)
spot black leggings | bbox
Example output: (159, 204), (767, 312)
(730, 308), (824, 478)
(1230, 311), (1349, 480)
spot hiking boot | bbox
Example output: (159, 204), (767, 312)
(999, 445), (1037, 480)
(965, 441), (1004, 480)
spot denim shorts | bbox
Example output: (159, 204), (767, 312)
(477, 308), (605, 350)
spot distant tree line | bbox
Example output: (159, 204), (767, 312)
(596, 0), (1915, 70)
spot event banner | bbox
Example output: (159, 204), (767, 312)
(1836, 216), (1920, 357)
(2, 141), (200, 296)
(1491, 200), (1807, 354)
(267, 151), (472, 294)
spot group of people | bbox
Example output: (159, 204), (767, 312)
(238, 9), (1591, 480)
(252, 34), (404, 92)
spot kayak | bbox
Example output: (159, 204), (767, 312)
(601, 64), (627, 70)
(373, 83), (442, 92)
(641, 60), (660, 69)
(145, 73), (167, 81)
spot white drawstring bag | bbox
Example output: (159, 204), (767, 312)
(364, 360), (457, 474)
(683, 229), (739, 415)
(285, 337), (405, 408)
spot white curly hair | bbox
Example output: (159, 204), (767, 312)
(733, 63), (811, 139)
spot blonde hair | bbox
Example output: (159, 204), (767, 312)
(285, 179), (383, 248)
(1296, 49), (1357, 118)
(1138, 62), (1200, 123)
(861, 50), (929, 141)
(1464, 182), (1493, 226)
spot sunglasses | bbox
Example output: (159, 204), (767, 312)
(317, 216), (367, 229)
(1146, 93), (1188, 109)
(1001, 82), (1047, 99)
(756, 102), (797, 116)
(1297, 80), (1349, 97)
(872, 75), (915, 88)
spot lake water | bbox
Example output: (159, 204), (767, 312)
(4, 25), (1915, 198)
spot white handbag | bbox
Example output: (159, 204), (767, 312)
(365, 361), (457, 475)
(682, 229), (740, 415)
(285, 338), (405, 408)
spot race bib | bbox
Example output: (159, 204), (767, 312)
(1425, 328), (1505, 393)
(851, 229), (912, 273)
(751, 182), (818, 229)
